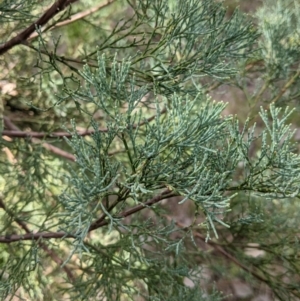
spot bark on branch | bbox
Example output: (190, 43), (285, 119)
(0, 0), (78, 55)
(0, 189), (174, 243)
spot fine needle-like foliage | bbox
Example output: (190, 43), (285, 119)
(0, 0), (300, 300)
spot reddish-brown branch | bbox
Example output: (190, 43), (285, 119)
(170, 218), (268, 285)
(28, 0), (116, 41)
(2, 108), (166, 139)
(195, 233), (267, 284)
(0, 0), (78, 55)
(39, 140), (75, 161)
(0, 231), (73, 243)
(2, 128), (107, 138)
(0, 195), (75, 281)
(41, 243), (75, 281)
(0, 189), (175, 243)
(3, 117), (75, 161)
(89, 189), (174, 231)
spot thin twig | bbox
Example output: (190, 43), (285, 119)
(0, 231), (73, 243)
(172, 219), (268, 285)
(270, 69), (300, 105)
(28, 0), (116, 41)
(4, 117), (75, 161)
(0, 195), (75, 281)
(2, 108), (167, 139)
(38, 139), (75, 161)
(0, 189), (175, 243)
(89, 189), (174, 231)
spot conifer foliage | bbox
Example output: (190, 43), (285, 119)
(1, 0), (300, 300)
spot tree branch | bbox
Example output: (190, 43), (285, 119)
(163, 216), (269, 287)
(0, 231), (73, 243)
(0, 189), (175, 243)
(2, 108), (166, 139)
(3, 117), (75, 161)
(0, 0), (78, 55)
(28, 0), (116, 41)
(89, 188), (174, 231)
(0, 193), (75, 282)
